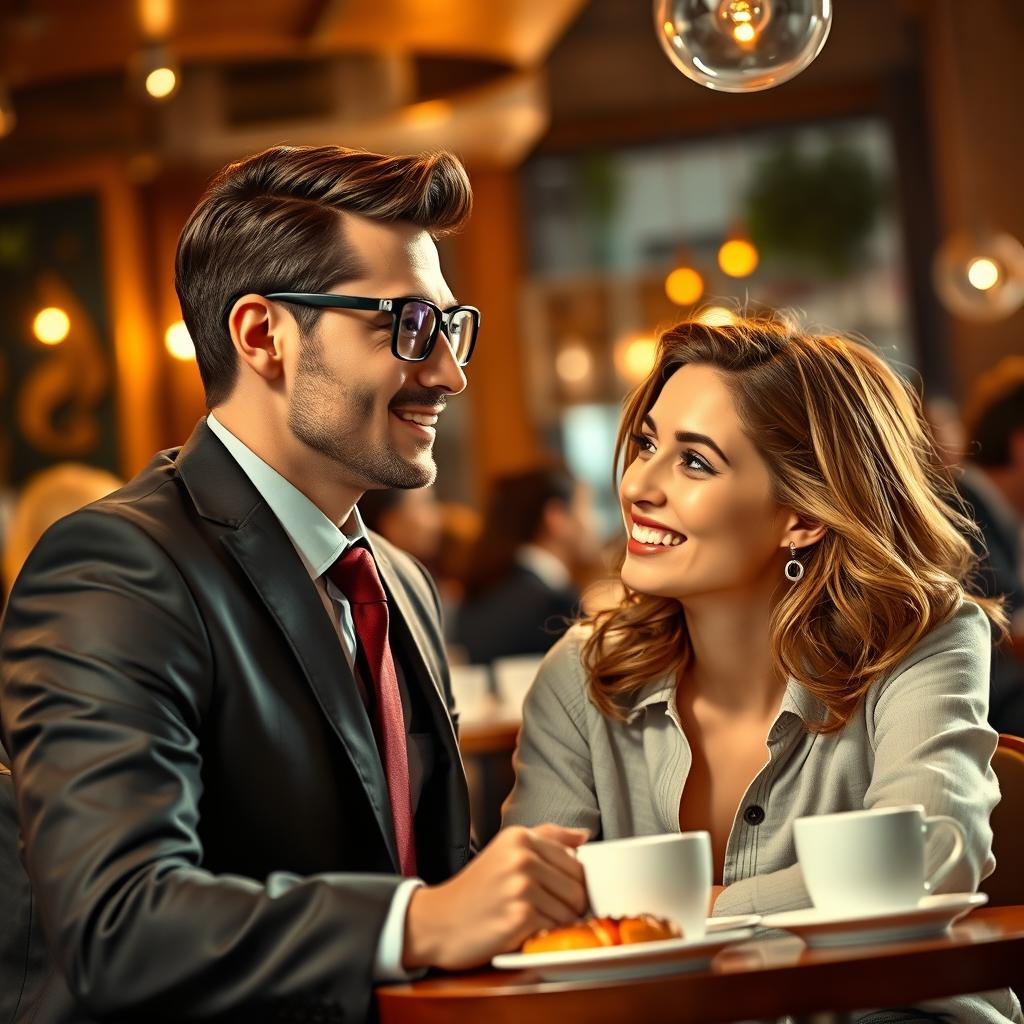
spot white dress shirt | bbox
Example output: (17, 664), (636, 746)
(205, 413), (422, 982)
(516, 543), (572, 592)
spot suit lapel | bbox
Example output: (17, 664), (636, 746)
(175, 421), (399, 871)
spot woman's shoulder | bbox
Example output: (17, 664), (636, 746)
(527, 622), (595, 717)
(869, 598), (992, 707)
(895, 598), (991, 672)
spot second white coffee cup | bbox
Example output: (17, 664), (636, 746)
(576, 831), (712, 940)
(793, 804), (967, 916)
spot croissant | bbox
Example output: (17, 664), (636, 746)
(521, 914), (680, 954)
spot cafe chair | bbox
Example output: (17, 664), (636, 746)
(982, 733), (1024, 908)
(981, 733), (1024, 1002)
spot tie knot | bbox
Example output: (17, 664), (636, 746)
(326, 545), (386, 605)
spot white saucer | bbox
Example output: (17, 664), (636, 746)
(708, 914), (762, 932)
(492, 925), (757, 982)
(761, 892), (988, 948)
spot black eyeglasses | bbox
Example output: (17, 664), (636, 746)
(265, 292), (480, 366)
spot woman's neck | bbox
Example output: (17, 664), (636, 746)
(680, 582), (788, 719)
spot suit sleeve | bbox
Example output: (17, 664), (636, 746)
(0, 509), (402, 1023)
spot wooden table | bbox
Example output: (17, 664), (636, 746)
(378, 905), (1024, 1024)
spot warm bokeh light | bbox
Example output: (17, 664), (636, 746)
(665, 266), (705, 305)
(138, 0), (175, 38)
(402, 99), (453, 127)
(718, 238), (759, 277)
(33, 307), (71, 345)
(165, 320), (195, 361)
(966, 257), (1001, 292)
(555, 344), (592, 384)
(145, 66), (177, 99)
(695, 306), (738, 327)
(0, 89), (15, 139)
(615, 334), (658, 384)
(733, 23), (756, 42)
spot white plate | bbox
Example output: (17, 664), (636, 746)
(492, 926), (757, 982)
(761, 892), (988, 948)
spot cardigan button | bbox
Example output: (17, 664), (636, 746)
(743, 804), (766, 826)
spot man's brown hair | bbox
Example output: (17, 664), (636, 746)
(175, 145), (473, 406)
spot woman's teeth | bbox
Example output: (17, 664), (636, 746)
(631, 523), (684, 546)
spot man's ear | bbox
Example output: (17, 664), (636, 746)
(227, 294), (288, 383)
(780, 511), (826, 552)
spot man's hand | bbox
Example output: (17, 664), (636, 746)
(403, 824), (590, 972)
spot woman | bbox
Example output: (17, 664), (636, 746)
(502, 316), (1020, 1023)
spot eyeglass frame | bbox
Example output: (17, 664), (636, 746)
(264, 292), (481, 366)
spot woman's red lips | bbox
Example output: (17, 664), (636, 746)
(631, 512), (681, 532)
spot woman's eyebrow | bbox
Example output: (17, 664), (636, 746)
(643, 413), (732, 466)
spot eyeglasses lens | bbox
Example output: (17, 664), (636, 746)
(395, 301), (437, 360)
(447, 309), (476, 365)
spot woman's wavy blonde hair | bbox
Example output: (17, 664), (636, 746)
(582, 315), (1006, 732)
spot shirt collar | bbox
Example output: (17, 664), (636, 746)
(622, 669), (827, 727)
(516, 543), (572, 591)
(205, 412), (367, 580)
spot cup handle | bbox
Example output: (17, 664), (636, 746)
(922, 814), (967, 893)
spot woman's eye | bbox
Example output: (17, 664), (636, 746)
(683, 451), (715, 474)
(631, 433), (655, 453)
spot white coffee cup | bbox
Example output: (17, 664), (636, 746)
(575, 831), (712, 940)
(793, 805), (967, 916)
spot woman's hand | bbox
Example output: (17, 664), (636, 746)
(709, 884), (727, 914)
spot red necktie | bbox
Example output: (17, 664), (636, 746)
(327, 546), (418, 877)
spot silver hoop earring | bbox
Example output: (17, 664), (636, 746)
(784, 542), (804, 583)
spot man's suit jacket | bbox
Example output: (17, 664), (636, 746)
(958, 469), (1023, 617)
(0, 420), (471, 1024)
(957, 468), (1024, 735)
(454, 566), (579, 665)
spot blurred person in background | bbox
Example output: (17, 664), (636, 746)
(504, 317), (1019, 1024)
(958, 358), (1024, 734)
(0, 144), (588, 1024)
(358, 485), (465, 639)
(1, 462), (122, 602)
(923, 393), (967, 471)
(358, 486), (444, 573)
(454, 464), (600, 664)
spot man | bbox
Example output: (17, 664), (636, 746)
(958, 358), (1024, 735)
(455, 466), (599, 664)
(0, 145), (587, 1024)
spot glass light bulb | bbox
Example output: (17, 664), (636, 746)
(719, 1), (771, 47)
(933, 231), (1024, 322)
(654, 0), (833, 93)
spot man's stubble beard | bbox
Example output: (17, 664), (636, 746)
(286, 340), (436, 491)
